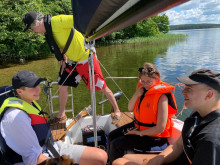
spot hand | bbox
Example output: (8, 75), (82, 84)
(125, 127), (138, 135)
(60, 49), (68, 63)
(63, 54), (68, 63)
(135, 85), (144, 97)
(59, 60), (66, 75)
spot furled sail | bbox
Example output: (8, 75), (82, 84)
(71, 0), (189, 41)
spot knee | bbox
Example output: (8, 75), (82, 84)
(96, 150), (108, 165)
(112, 158), (125, 165)
(123, 154), (132, 159)
(101, 86), (111, 94)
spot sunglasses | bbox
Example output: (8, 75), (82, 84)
(138, 67), (154, 73)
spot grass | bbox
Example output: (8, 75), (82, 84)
(97, 33), (187, 46)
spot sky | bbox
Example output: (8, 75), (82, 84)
(163, 0), (220, 25)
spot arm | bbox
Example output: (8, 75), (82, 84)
(143, 136), (184, 165)
(1, 108), (48, 165)
(128, 85), (144, 111)
(127, 94), (168, 136)
(191, 141), (220, 165)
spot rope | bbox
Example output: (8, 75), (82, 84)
(98, 61), (130, 102)
(165, 82), (185, 119)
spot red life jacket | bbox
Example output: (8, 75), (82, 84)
(133, 81), (177, 137)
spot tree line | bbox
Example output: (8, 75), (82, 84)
(170, 24), (220, 30)
(0, 0), (170, 65)
(97, 14), (169, 44)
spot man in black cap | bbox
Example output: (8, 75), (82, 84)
(23, 11), (121, 124)
(0, 70), (107, 165)
(112, 68), (220, 165)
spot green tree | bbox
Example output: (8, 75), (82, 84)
(152, 14), (170, 33)
(136, 18), (160, 37)
(122, 24), (138, 39)
(0, 0), (71, 65)
(97, 14), (169, 45)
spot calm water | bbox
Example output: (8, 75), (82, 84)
(96, 28), (220, 120)
(1, 28), (220, 120)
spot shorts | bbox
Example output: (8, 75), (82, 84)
(58, 62), (81, 87)
(59, 143), (86, 164)
(76, 53), (107, 91)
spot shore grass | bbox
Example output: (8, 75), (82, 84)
(97, 33), (187, 46)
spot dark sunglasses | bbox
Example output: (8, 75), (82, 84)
(138, 67), (154, 73)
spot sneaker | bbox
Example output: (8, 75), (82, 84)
(49, 116), (67, 125)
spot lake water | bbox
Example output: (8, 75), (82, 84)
(95, 28), (220, 120)
(1, 28), (220, 120)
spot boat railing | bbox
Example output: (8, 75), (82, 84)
(100, 76), (138, 114)
(43, 76), (138, 117)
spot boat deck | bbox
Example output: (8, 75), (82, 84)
(50, 112), (134, 142)
(50, 120), (67, 142)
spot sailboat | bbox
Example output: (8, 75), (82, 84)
(0, 0), (189, 158)
(57, 0), (189, 152)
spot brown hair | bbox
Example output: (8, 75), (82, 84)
(138, 62), (160, 79)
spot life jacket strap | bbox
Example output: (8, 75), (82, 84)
(134, 119), (156, 127)
(45, 138), (60, 158)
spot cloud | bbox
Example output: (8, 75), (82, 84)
(163, 0), (220, 25)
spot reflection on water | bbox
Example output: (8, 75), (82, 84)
(98, 28), (220, 120)
(156, 28), (220, 120)
(96, 40), (183, 118)
(0, 28), (220, 121)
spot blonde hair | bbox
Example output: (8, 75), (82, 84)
(138, 62), (160, 79)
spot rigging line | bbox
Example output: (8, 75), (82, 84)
(151, 81), (185, 119)
(172, 83), (185, 119)
(98, 61), (130, 102)
(0, 90), (11, 96)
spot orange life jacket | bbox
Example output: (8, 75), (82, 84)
(133, 81), (177, 137)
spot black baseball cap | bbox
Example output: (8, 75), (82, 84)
(177, 68), (220, 92)
(12, 70), (46, 89)
(23, 11), (38, 31)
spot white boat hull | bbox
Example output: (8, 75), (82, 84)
(64, 114), (183, 146)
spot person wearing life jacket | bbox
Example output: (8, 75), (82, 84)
(113, 68), (220, 165)
(0, 70), (107, 165)
(22, 11), (121, 125)
(107, 62), (177, 164)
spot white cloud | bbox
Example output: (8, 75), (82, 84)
(163, 0), (220, 25)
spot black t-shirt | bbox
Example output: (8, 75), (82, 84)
(182, 109), (220, 165)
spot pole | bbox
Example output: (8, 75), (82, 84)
(88, 51), (98, 147)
